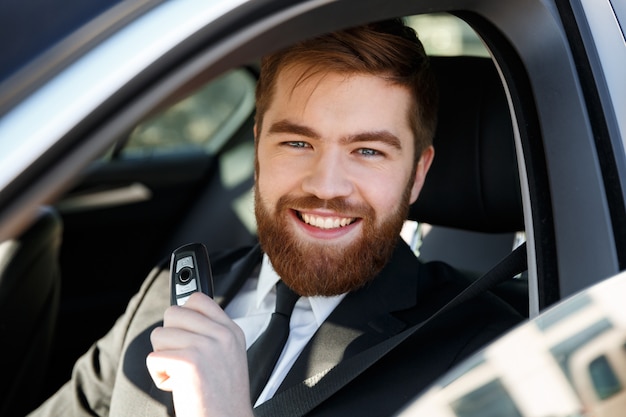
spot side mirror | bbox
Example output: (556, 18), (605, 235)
(398, 272), (626, 417)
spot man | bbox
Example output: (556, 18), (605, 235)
(30, 18), (522, 417)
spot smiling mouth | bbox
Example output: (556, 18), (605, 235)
(297, 211), (357, 229)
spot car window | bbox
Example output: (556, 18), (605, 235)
(451, 379), (523, 417)
(108, 13), (482, 165)
(589, 354), (623, 400)
(120, 12), (481, 164)
(406, 13), (490, 57)
(119, 68), (256, 158)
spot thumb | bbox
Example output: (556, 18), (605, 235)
(146, 352), (176, 391)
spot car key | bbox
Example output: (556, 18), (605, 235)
(170, 242), (214, 306)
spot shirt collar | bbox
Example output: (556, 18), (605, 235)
(256, 254), (280, 307)
(256, 253), (346, 326)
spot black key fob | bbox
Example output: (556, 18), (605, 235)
(170, 242), (214, 306)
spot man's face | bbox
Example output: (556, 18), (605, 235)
(254, 66), (433, 296)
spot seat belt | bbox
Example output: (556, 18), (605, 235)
(254, 242), (528, 417)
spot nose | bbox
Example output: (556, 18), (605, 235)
(301, 150), (354, 200)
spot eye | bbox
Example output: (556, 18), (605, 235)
(284, 141), (310, 148)
(357, 148), (382, 157)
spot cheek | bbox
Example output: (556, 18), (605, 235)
(356, 171), (411, 216)
(256, 156), (301, 203)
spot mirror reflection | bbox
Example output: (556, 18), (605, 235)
(399, 272), (626, 417)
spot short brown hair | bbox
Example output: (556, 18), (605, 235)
(255, 18), (438, 161)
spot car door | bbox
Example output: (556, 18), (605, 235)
(1, 0), (625, 413)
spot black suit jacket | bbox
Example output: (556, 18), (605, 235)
(29, 240), (523, 417)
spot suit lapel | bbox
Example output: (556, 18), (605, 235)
(212, 244), (263, 308)
(211, 241), (433, 416)
(260, 241), (425, 413)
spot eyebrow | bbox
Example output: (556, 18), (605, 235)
(344, 131), (402, 150)
(268, 119), (403, 150)
(268, 119), (320, 139)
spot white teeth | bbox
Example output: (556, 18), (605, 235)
(301, 213), (355, 229)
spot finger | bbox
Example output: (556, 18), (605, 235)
(150, 319), (246, 354)
(160, 303), (246, 346)
(150, 324), (224, 352)
(150, 326), (200, 351)
(146, 352), (178, 391)
(148, 351), (224, 417)
(180, 292), (230, 323)
(164, 293), (232, 328)
(162, 305), (209, 331)
(160, 307), (235, 340)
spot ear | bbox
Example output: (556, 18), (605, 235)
(409, 146), (434, 204)
(253, 123), (259, 181)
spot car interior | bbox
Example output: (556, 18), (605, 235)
(0, 206), (62, 417)
(3, 12), (533, 416)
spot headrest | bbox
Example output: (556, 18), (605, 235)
(409, 56), (523, 233)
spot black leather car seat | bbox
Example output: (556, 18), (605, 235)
(410, 55), (527, 316)
(412, 56), (522, 232)
(0, 206), (63, 417)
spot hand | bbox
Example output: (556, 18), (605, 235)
(147, 292), (254, 417)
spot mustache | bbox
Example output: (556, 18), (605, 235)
(275, 195), (373, 218)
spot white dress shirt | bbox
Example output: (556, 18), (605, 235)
(224, 254), (345, 406)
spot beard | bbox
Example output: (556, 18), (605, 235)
(254, 181), (413, 297)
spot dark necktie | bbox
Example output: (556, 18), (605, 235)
(247, 280), (300, 403)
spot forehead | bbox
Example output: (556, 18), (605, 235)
(274, 63), (388, 103)
(265, 65), (414, 140)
